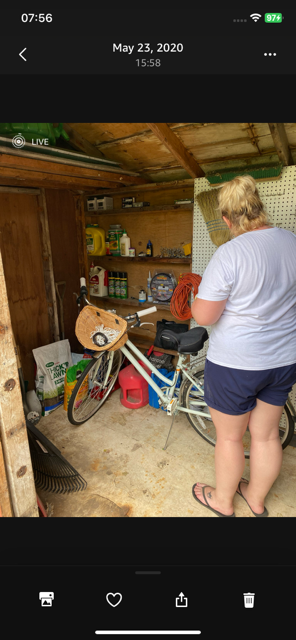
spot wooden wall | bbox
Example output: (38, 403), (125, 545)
(45, 189), (82, 353)
(84, 184), (194, 349)
(0, 191), (51, 389)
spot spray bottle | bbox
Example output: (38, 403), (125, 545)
(147, 271), (153, 302)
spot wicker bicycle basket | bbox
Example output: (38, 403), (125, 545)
(75, 306), (128, 352)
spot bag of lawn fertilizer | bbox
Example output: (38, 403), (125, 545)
(33, 340), (73, 416)
(63, 359), (91, 411)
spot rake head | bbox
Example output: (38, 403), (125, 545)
(27, 423), (87, 494)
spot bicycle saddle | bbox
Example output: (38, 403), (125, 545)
(160, 327), (209, 354)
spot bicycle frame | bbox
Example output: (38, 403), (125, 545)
(120, 339), (208, 417)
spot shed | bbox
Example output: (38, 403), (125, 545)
(1, 122), (296, 518)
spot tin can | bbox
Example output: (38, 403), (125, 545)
(129, 247), (136, 257)
(120, 272), (128, 299)
(114, 272), (121, 298)
(108, 271), (115, 298)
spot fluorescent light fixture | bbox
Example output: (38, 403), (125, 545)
(95, 632), (201, 635)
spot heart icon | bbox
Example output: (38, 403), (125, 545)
(106, 592), (122, 607)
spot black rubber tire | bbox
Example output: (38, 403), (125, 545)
(67, 351), (122, 426)
(181, 368), (295, 458)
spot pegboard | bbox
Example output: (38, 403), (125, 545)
(190, 165), (296, 414)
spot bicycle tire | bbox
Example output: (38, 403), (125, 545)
(67, 350), (122, 426)
(181, 368), (295, 458)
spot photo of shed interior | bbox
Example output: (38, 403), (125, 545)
(1, 122), (296, 519)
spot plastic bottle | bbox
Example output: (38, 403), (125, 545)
(114, 272), (121, 298)
(147, 271), (153, 302)
(108, 224), (123, 256)
(85, 225), (106, 256)
(139, 288), (147, 303)
(120, 230), (131, 256)
(26, 390), (42, 417)
(105, 234), (111, 255)
(146, 239), (153, 257)
(120, 272), (128, 299)
(108, 271), (115, 298)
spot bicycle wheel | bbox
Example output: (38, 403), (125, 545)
(67, 350), (122, 426)
(180, 368), (295, 458)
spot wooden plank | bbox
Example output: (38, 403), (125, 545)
(146, 123), (205, 178)
(86, 203), (193, 216)
(0, 249), (38, 517)
(95, 256), (191, 264)
(0, 186), (41, 194)
(93, 178), (195, 197)
(0, 439), (13, 517)
(90, 295), (174, 311)
(268, 123), (294, 166)
(0, 165), (126, 191)
(0, 192), (52, 389)
(37, 190), (60, 343)
(0, 153), (149, 186)
(243, 123), (262, 155)
(45, 190), (83, 351)
(62, 122), (106, 158)
(75, 195), (87, 280)
(80, 194), (90, 285)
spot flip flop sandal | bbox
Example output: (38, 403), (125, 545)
(236, 479), (269, 517)
(192, 484), (235, 517)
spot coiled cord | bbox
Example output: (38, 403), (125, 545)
(170, 272), (202, 320)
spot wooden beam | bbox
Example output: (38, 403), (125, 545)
(268, 123), (294, 166)
(75, 194), (89, 282)
(0, 154), (149, 186)
(0, 439), (13, 517)
(0, 250), (39, 517)
(91, 178), (195, 197)
(62, 123), (106, 159)
(0, 166), (123, 191)
(146, 123), (205, 178)
(37, 190), (60, 343)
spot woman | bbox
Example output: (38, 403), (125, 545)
(191, 175), (296, 517)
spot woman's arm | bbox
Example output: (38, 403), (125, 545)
(191, 297), (228, 326)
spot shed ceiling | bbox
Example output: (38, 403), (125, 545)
(67, 122), (296, 182)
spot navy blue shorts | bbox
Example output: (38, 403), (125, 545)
(203, 358), (296, 416)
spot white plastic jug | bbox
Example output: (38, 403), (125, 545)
(89, 266), (108, 297)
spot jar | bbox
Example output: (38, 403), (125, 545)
(108, 271), (115, 298)
(108, 224), (123, 256)
(114, 272), (121, 298)
(120, 272), (128, 299)
(129, 247), (136, 257)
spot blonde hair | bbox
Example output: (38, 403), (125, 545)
(217, 175), (271, 235)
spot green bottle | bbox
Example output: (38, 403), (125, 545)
(108, 271), (115, 298)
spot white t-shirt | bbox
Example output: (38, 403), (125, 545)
(195, 227), (296, 370)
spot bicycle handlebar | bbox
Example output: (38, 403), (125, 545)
(78, 279), (157, 322)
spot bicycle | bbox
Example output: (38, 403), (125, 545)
(68, 280), (296, 458)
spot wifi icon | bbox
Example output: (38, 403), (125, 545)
(250, 13), (262, 22)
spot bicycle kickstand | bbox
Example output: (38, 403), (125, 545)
(163, 414), (176, 451)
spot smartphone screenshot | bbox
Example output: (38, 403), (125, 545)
(0, 5), (295, 637)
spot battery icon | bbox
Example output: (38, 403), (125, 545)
(265, 13), (282, 22)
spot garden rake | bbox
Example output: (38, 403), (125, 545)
(26, 420), (88, 494)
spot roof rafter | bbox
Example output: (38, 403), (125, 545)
(146, 123), (205, 178)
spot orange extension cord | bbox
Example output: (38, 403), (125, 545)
(170, 272), (202, 320)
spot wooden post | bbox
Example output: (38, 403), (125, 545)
(0, 249), (38, 517)
(37, 189), (60, 342)
(75, 194), (89, 284)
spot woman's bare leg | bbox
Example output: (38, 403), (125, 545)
(241, 399), (283, 513)
(194, 407), (250, 514)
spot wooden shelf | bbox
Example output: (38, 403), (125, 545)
(85, 203), (193, 216)
(88, 255), (191, 264)
(90, 295), (172, 311)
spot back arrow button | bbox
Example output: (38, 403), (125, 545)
(19, 48), (27, 61)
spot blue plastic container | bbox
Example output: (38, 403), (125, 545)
(148, 368), (181, 409)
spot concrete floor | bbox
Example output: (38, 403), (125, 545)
(36, 389), (296, 517)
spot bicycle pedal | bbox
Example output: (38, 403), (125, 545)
(167, 398), (178, 416)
